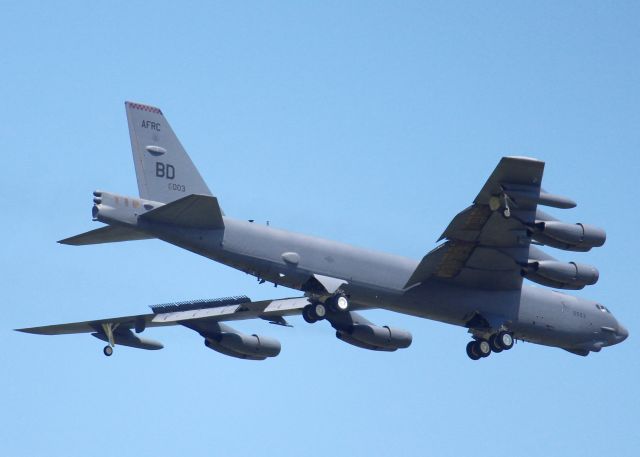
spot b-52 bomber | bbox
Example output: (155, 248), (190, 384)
(17, 102), (628, 361)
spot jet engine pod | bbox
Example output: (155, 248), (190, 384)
(533, 221), (606, 252)
(336, 324), (412, 351)
(204, 331), (281, 360)
(522, 260), (599, 290)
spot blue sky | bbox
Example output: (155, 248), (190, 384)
(1, 2), (639, 456)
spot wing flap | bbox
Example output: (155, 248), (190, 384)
(152, 305), (241, 324)
(262, 297), (312, 315)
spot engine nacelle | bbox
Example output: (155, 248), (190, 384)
(522, 260), (599, 290)
(532, 221), (606, 252)
(204, 332), (281, 360)
(336, 324), (412, 351)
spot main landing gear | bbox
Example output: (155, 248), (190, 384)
(302, 294), (350, 323)
(302, 302), (327, 323)
(466, 331), (514, 360)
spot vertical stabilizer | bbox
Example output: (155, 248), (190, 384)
(125, 101), (212, 203)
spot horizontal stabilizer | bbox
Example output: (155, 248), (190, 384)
(140, 194), (224, 229)
(59, 225), (153, 245)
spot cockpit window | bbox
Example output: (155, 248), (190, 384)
(596, 304), (611, 313)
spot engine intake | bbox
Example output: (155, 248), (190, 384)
(522, 260), (599, 290)
(532, 221), (606, 252)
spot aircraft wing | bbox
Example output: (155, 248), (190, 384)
(405, 156), (545, 290)
(16, 295), (403, 359)
(16, 296), (312, 336)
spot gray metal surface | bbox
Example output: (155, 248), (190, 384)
(17, 102), (629, 360)
(126, 101), (212, 203)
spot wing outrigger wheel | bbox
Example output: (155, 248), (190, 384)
(489, 193), (513, 219)
(101, 322), (116, 356)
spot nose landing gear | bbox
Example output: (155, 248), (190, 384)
(466, 332), (514, 360)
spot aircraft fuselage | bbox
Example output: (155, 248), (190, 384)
(136, 215), (625, 355)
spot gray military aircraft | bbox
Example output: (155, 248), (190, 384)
(17, 102), (628, 360)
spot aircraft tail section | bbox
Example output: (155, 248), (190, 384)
(140, 194), (225, 230)
(60, 192), (224, 246)
(125, 101), (213, 204)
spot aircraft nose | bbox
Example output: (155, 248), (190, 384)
(616, 323), (629, 342)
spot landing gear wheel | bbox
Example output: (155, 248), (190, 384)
(103, 345), (113, 357)
(489, 334), (504, 353)
(302, 305), (318, 323)
(502, 207), (511, 218)
(313, 303), (327, 319)
(327, 294), (349, 312)
(303, 303), (326, 322)
(498, 331), (514, 350)
(335, 296), (349, 312)
(477, 340), (491, 358)
(466, 341), (480, 360)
